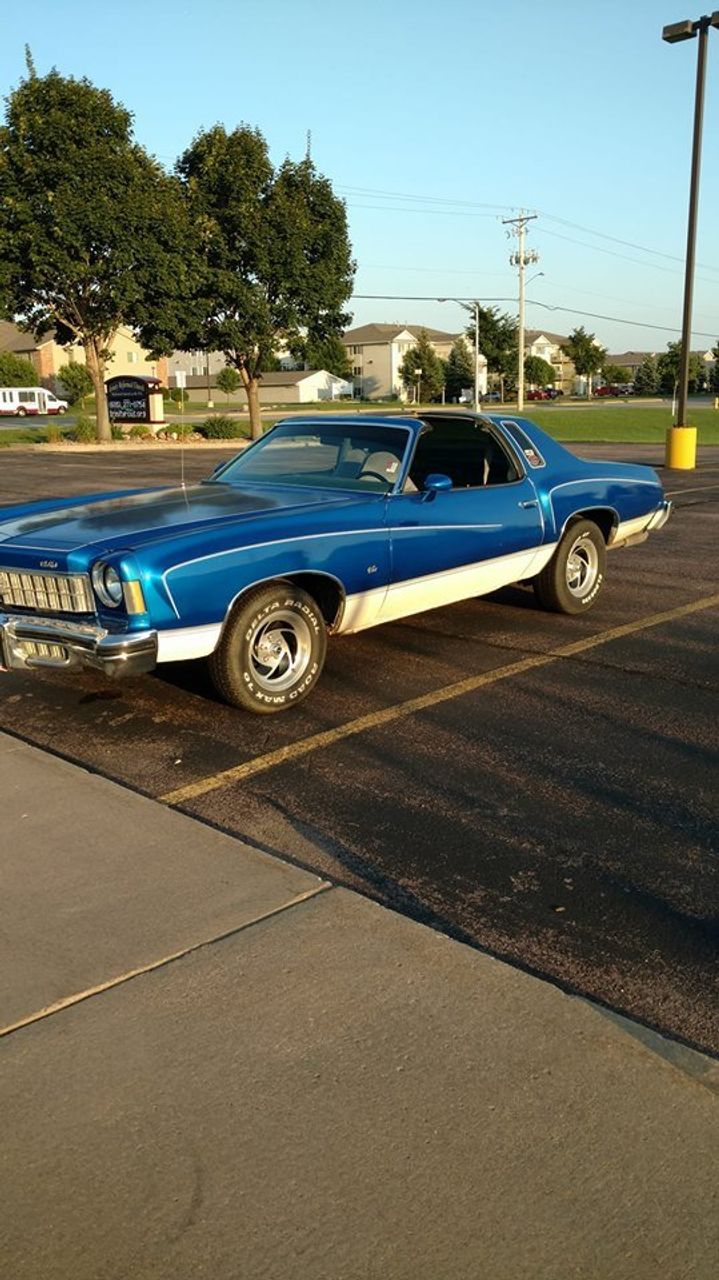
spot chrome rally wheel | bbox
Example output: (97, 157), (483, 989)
(247, 609), (313, 693)
(209, 582), (327, 713)
(565, 533), (600, 599)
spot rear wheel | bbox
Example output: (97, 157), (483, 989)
(534, 519), (606, 614)
(16, 407), (27, 417)
(208, 582), (327, 713)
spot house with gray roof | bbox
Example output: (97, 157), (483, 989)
(342, 323), (485, 400)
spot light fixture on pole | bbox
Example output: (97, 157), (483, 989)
(662, 10), (719, 469)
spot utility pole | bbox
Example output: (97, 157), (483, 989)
(504, 212), (538, 412)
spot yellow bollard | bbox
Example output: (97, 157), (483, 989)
(665, 426), (697, 469)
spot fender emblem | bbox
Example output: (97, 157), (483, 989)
(39, 560), (59, 569)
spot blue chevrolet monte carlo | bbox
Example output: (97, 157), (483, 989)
(0, 412), (671, 713)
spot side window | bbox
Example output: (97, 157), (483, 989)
(408, 422), (520, 490)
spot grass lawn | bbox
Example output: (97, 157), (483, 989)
(520, 405), (719, 444)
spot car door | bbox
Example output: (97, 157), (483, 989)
(380, 417), (543, 624)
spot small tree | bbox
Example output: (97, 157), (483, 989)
(216, 366), (242, 404)
(657, 341), (703, 395)
(633, 355), (659, 396)
(711, 342), (719, 393)
(524, 355), (555, 388)
(601, 362), (631, 385)
(300, 333), (352, 378)
(0, 64), (198, 441)
(561, 327), (607, 397)
(399, 330), (445, 403)
(58, 362), (93, 405)
(0, 351), (38, 385)
(445, 338), (475, 401)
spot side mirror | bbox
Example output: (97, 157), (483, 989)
(422, 473), (452, 496)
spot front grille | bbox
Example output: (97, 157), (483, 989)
(0, 569), (94, 614)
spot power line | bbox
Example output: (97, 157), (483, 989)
(338, 183), (719, 273)
(350, 293), (719, 340)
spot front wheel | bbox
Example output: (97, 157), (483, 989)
(533, 519), (607, 614)
(208, 582), (327, 713)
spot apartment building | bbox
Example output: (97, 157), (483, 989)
(342, 323), (483, 400)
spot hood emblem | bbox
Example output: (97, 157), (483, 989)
(39, 559), (60, 569)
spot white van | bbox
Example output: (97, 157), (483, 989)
(0, 387), (69, 416)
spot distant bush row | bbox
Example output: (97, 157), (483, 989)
(34, 414), (248, 445)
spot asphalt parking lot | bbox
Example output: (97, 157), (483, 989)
(1, 443), (718, 1055)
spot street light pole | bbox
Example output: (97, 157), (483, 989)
(437, 297), (482, 410)
(662, 11), (719, 468)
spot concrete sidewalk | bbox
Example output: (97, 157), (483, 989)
(1, 732), (717, 1280)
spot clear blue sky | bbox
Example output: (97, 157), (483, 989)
(3, 0), (718, 354)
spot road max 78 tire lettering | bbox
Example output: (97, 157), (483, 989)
(208, 582), (327, 713)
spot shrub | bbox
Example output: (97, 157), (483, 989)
(73, 416), (96, 443)
(44, 424), (63, 443)
(166, 387), (189, 405)
(110, 424), (125, 440)
(0, 352), (38, 386)
(129, 424), (149, 440)
(58, 363), (93, 405)
(199, 415), (246, 440)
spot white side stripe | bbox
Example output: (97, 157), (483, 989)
(339, 544), (557, 634)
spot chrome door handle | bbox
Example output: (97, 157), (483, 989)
(519, 500), (538, 509)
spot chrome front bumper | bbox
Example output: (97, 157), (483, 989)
(0, 613), (158, 678)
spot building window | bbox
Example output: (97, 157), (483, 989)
(353, 365), (362, 376)
(127, 351), (138, 364)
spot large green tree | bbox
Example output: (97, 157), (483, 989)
(0, 65), (197, 440)
(171, 127), (354, 438)
(399, 330), (445, 403)
(657, 341), (704, 395)
(524, 355), (555, 387)
(0, 351), (38, 385)
(633, 355), (659, 396)
(444, 338), (475, 401)
(561, 327), (607, 397)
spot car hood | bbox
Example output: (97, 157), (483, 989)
(0, 482), (369, 556)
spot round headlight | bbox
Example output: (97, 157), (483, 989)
(103, 565), (123, 605)
(92, 562), (124, 607)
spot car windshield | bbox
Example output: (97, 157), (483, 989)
(213, 422), (411, 493)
